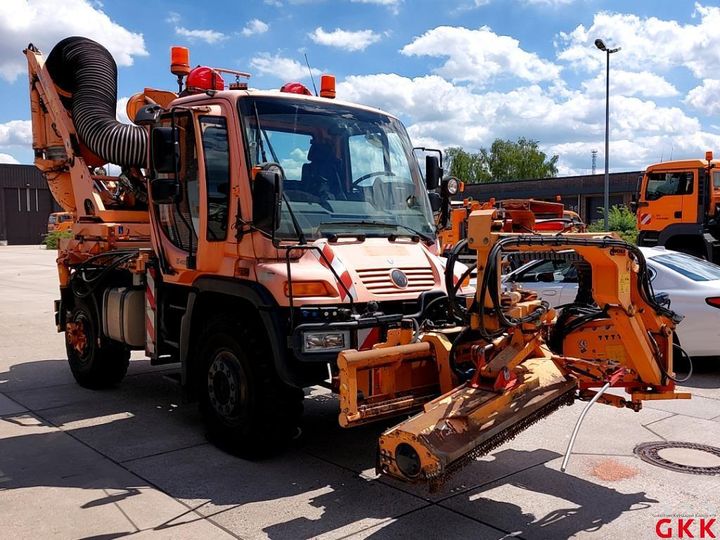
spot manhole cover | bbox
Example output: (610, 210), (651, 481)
(634, 442), (720, 475)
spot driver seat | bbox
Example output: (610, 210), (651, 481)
(301, 141), (345, 199)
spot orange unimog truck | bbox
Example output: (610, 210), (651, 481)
(26, 37), (452, 456)
(635, 153), (720, 261)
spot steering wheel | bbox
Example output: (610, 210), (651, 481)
(352, 170), (395, 188)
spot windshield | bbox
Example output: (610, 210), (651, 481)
(238, 96), (435, 241)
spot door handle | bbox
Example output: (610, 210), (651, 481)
(674, 211), (682, 218)
(543, 290), (557, 296)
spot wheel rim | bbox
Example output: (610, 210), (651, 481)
(207, 350), (245, 420)
(67, 313), (91, 363)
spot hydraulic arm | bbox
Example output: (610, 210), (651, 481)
(338, 208), (689, 488)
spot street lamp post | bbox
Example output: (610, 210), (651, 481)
(595, 38), (621, 231)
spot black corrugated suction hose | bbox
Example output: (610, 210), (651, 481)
(45, 36), (146, 168)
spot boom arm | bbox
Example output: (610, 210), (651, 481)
(338, 208), (689, 488)
(26, 44), (97, 214)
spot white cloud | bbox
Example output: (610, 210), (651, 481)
(242, 19), (269, 37)
(166, 11), (181, 24)
(0, 120), (32, 146)
(116, 97), (130, 124)
(401, 26), (561, 86)
(336, 70), (711, 177)
(250, 53), (321, 81)
(582, 70), (678, 98)
(264, 0), (282, 5)
(685, 80), (720, 115)
(175, 26), (227, 44)
(309, 27), (382, 52)
(0, 120), (32, 165)
(0, 0), (147, 82)
(556, 5), (720, 77)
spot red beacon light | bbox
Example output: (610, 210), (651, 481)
(320, 74), (335, 99)
(170, 46), (191, 93)
(186, 66), (225, 93)
(280, 82), (312, 95)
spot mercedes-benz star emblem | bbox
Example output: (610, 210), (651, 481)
(390, 269), (409, 289)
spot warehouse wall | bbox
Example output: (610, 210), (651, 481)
(0, 164), (58, 245)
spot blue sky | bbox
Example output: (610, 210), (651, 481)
(1, 0), (719, 176)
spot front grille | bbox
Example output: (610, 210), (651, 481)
(356, 267), (436, 295)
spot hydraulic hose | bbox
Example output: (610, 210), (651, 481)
(45, 36), (146, 167)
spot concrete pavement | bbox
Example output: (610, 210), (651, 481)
(1, 245), (719, 539)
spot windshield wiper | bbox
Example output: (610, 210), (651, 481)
(318, 220), (434, 244)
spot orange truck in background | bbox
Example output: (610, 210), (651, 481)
(47, 211), (73, 232)
(636, 153), (720, 261)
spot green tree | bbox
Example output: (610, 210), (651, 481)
(445, 147), (489, 183)
(445, 138), (559, 184)
(587, 205), (638, 244)
(481, 137), (559, 182)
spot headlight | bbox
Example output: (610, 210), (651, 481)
(302, 330), (350, 353)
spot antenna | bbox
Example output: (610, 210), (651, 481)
(304, 53), (318, 96)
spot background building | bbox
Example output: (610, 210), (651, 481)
(460, 171), (640, 223)
(0, 164), (59, 245)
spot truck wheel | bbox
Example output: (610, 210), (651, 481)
(198, 322), (304, 458)
(65, 300), (130, 389)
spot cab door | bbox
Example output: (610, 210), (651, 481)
(152, 111), (200, 279)
(195, 112), (233, 274)
(641, 169), (697, 230)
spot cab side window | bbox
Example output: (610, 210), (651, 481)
(200, 116), (230, 241)
(156, 112), (198, 253)
(645, 172), (693, 200)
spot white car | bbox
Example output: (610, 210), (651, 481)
(503, 246), (720, 358)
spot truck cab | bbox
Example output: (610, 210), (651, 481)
(146, 89), (445, 386)
(636, 157), (720, 260)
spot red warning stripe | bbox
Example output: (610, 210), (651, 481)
(312, 242), (357, 302)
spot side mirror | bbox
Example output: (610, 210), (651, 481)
(425, 155), (442, 190)
(428, 192), (442, 213)
(253, 170), (283, 233)
(150, 179), (179, 204)
(151, 127), (177, 175)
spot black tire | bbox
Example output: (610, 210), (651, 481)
(65, 300), (130, 389)
(198, 320), (304, 458)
